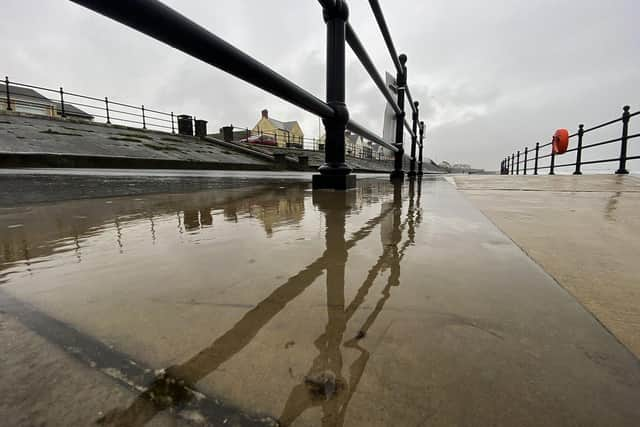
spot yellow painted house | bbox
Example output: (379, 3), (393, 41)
(252, 109), (304, 148)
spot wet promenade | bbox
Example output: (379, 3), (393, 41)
(1, 171), (639, 426)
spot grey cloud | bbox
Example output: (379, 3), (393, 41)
(2, 0), (638, 170)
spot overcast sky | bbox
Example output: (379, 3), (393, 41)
(2, 0), (639, 170)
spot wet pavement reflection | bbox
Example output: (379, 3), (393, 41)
(1, 175), (640, 426)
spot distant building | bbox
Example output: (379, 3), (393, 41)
(319, 130), (376, 158)
(345, 131), (364, 157)
(0, 85), (93, 121)
(252, 109), (304, 148)
(371, 144), (394, 160)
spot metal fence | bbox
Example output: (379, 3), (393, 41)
(227, 126), (396, 161)
(1, 76), (190, 134)
(69, 0), (428, 189)
(501, 105), (639, 175)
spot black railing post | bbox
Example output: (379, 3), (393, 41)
(105, 97), (111, 124)
(313, 0), (354, 190)
(549, 148), (555, 175)
(574, 124), (584, 175)
(408, 101), (419, 178)
(523, 147), (528, 175)
(171, 112), (175, 134)
(59, 87), (66, 117)
(141, 105), (146, 129)
(417, 120), (425, 176)
(615, 105), (630, 175)
(534, 142), (539, 175)
(4, 77), (11, 111)
(510, 153), (515, 175)
(391, 54), (407, 181)
(505, 156), (509, 175)
(516, 150), (520, 175)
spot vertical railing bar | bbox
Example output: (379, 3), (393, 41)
(418, 121), (424, 175)
(573, 124), (584, 175)
(524, 147), (528, 175)
(105, 97), (111, 124)
(59, 87), (66, 117)
(391, 54), (407, 180)
(408, 101), (419, 177)
(615, 105), (630, 175)
(5, 76), (11, 110)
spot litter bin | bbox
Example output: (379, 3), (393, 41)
(220, 126), (234, 142)
(177, 115), (193, 136)
(195, 119), (208, 138)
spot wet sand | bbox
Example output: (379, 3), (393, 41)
(1, 173), (639, 426)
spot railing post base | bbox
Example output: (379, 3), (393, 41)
(314, 0), (354, 191)
(573, 171), (583, 176)
(615, 169), (629, 175)
(312, 174), (357, 190)
(390, 170), (405, 182)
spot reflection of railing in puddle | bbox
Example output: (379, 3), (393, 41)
(98, 180), (423, 427)
(1, 181), (400, 278)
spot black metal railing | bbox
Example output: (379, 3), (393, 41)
(223, 126), (396, 161)
(68, 0), (427, 189)
(501, 105), (639, 175)
(1, 76), (190, 134)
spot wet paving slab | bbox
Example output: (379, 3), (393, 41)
(1, 173), (640, 426)
(454, 174), (640, 358)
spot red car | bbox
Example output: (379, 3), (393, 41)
(241, 135), (278, 146)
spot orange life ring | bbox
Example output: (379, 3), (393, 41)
(552, 129), (569, 154)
